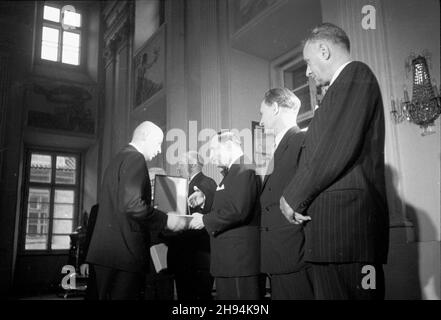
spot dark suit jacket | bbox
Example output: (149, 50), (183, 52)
(283, 61), (389, 264)
(203, 157), (261, 277)
(166, 172), (217, 272)
(86, 145), (168, 273)
(260, 127), (307, 274)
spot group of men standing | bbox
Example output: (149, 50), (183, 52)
(85, 23), (389, 300)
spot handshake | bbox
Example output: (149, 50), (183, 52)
(167, 185), (207, 231)
(166, 212), (205, 231)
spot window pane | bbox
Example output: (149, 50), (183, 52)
(51, 235), (71, 250)
(54, 189), (75, 219)
(25, 233), (48, 250)
(62, 31), (80, 65)
(30, 154), (52, 183)
(56, 156), (77, 184)
(54, 189), (74, 204)
(63, 10), (81, 28)
(41, 26), (59, 61)
(53, 219), (73, 234)
(43, 5), (60, 23)
(27, 188), (50, 219)
(54, 204), (74, 219)
(284, 64), (308, 90)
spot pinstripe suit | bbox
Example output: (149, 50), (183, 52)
(283, 61), (389, 299)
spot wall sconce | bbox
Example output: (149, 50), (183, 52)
(391, 53), (441, 136)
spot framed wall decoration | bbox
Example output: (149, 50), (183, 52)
(133, 25), (165, 110)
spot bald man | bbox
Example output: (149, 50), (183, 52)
(86, 121), (186, 300)
(163, 151), (217, 300)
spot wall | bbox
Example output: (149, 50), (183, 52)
(384, 0), (440, 300)
(230, 49), (270, 131)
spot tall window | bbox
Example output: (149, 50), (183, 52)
(22, 150), (80, 252)
(40, 2), (82, 66)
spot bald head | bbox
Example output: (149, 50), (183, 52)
(130, 121), (164, 161)
(132, 121), (163, 143)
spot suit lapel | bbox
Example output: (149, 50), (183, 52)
(262, 127), (299, 189)
(189, 172), (203, 196)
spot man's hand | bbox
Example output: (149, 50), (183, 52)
(79, 263), (89, 277)
(166, 213), (187, 231)
(189, 212), (205, 230)
(188, 187), (206, 208)
(279, 196), (311, 225)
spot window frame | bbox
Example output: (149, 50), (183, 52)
(35, 1), (87, 69)
(270, 45), (319, 128)
(19, 147), (82, 255)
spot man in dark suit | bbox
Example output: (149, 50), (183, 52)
(258, 88), (314, 300)
(189, 132), (261, 300)
(86, 121), (186, 300)
(280, 23), (389, 300)
(165, 151), (217, 300)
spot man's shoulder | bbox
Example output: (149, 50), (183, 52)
(197, 173), (217, 188)
(344, 61), (376, 79)
(112, 145), (145, 170)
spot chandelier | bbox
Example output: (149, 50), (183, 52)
(391, 54), (441, 136)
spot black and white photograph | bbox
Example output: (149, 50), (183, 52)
(0, 0), (440, 313)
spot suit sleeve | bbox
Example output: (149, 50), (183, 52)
(198, 178), (217, 214)
(118, 152), (167, 231)
(283, 63), (380, 213)
(203, 168), (259, 236)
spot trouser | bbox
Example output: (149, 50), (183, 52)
(84, 264), (98, 300)
(93, 264), (145, 300)
(175, 269), (214, 300)
(269, 267), (314, 300)
(215, 275), (261, 300)
(310, 262), (385, 300)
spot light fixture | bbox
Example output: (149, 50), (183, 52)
(391, 53), (441, 136)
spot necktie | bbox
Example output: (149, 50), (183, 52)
(220, 166), (229, 177)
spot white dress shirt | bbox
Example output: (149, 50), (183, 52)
(329, 61), (353, 87)
(274, 126), (294, 151)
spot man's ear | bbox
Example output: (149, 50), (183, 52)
(272, 102), (280, 115)
(319, 43), (331, 60)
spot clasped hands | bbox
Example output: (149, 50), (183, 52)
(279, 196), (311, 225)
(166, 212), (205, 231)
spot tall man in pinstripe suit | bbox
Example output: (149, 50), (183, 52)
(280, 23), (389, 300)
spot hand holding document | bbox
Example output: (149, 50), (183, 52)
(189, 212), (205, 230)
(166, 212), (188, 231)
(188, 186), (206, 208)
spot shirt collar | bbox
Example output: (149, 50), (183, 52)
(329, 61), (352, 87)
(228, 152), (244, 169)
(274, 126), (293, 150)
(129, 142), (142, 154)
